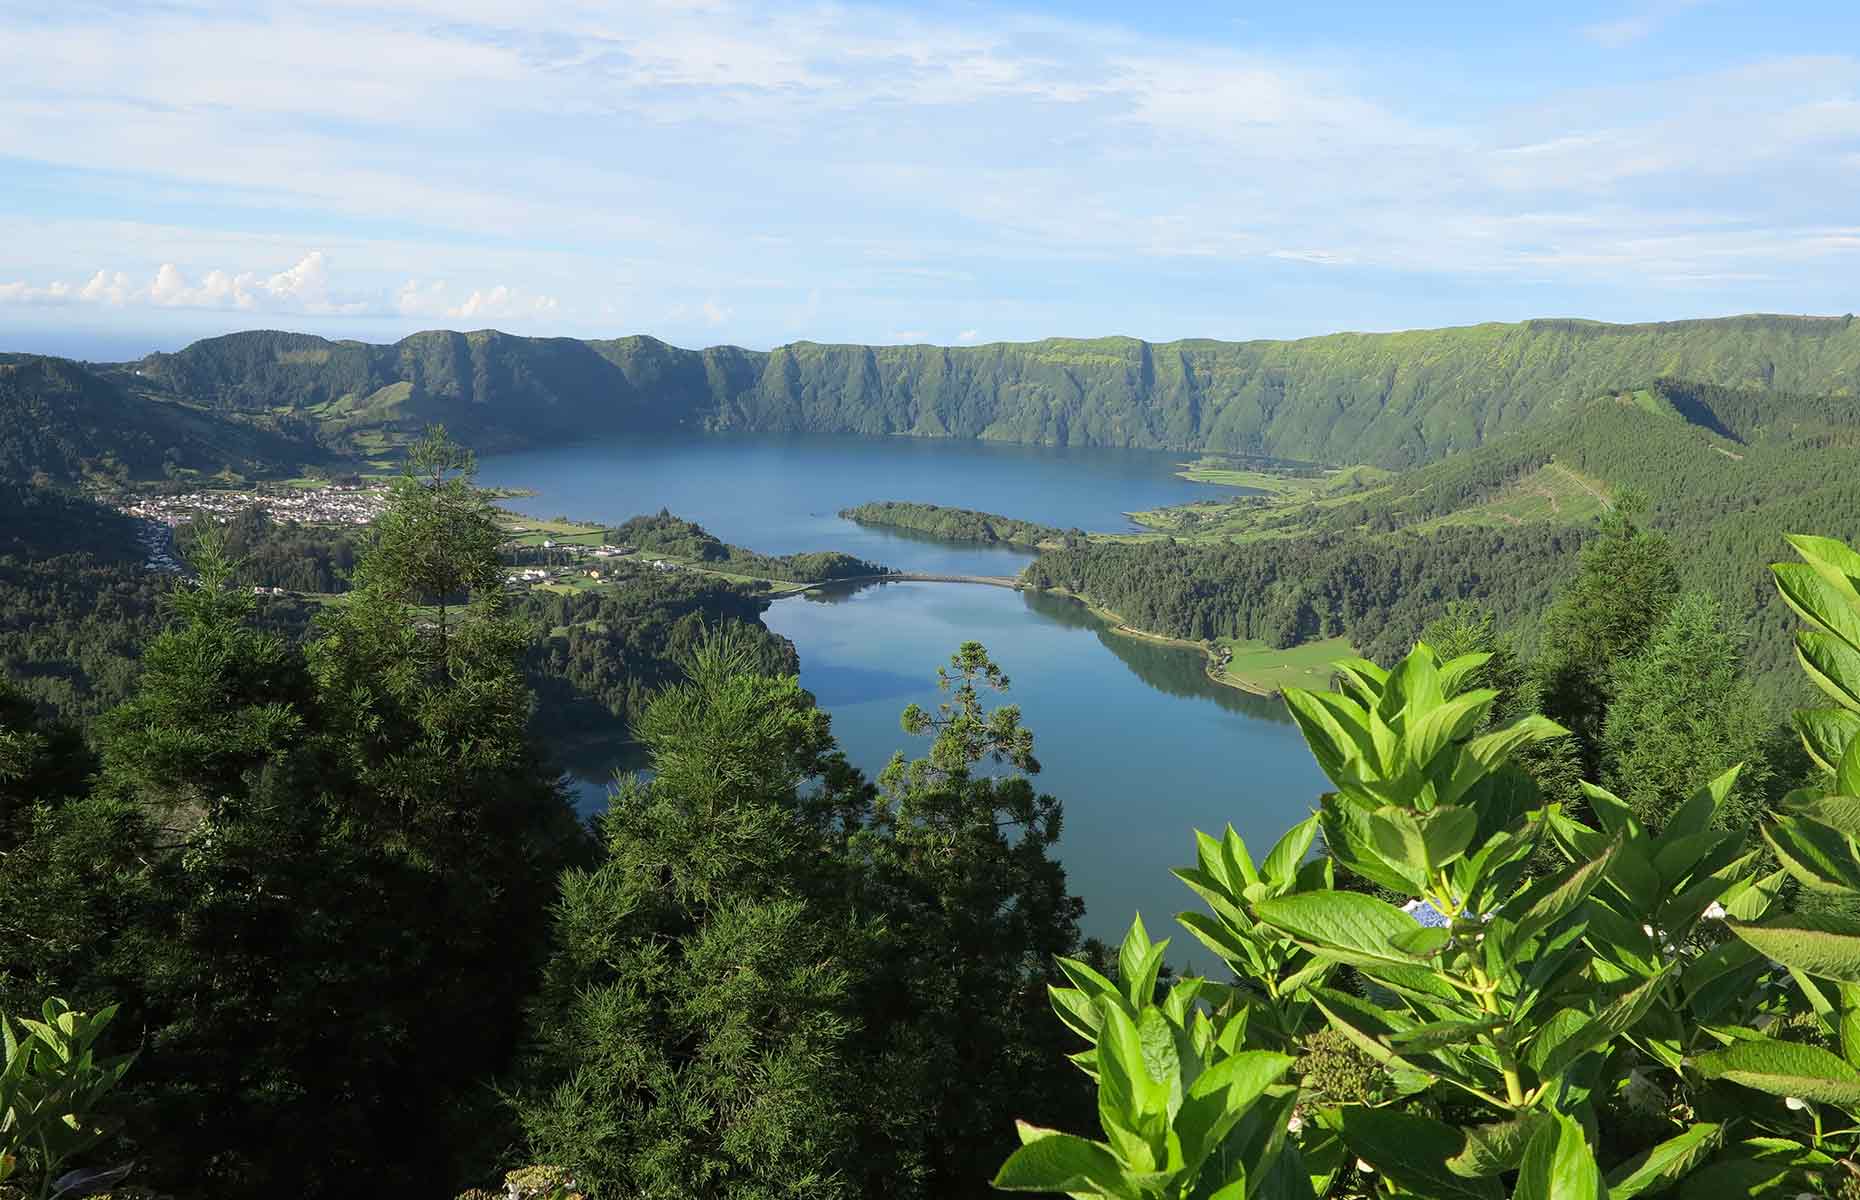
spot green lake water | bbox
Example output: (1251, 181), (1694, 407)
(477, 433), (1330, 945)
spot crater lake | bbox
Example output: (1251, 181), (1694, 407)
(477, 432), (1329, 944)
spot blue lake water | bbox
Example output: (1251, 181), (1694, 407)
(478, 433), (1330, 946)
(475, 431), (1242, 576)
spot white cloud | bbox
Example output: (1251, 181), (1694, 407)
(956, 329), (980, 342)
(1582, 0), (1704, 48)
(396, 279), (561, 321)
(890, 330), (929, 342)
(1269, 250), (1356, 267)
(262, 252), (335, 305)
(0, 1), (1856, 344)
(135, 254), (357, 312)
(0, 252), (560, 321)
(451, 285), (560, 321)
(0, 280), (78, 306)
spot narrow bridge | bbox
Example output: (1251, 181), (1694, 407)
(808, 572), (1024, 590)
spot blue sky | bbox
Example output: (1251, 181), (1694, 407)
(1, 0), (1856, 359)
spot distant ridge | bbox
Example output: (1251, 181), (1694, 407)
(117, 313), (1860, 467)
(0, 352), (313, 483)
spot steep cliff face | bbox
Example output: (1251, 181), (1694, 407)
(133, 314), (1860, 466)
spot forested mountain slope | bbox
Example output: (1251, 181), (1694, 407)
(129, 314), (1860, 465)
(1, 354), (317, 482)
(1056, 377), (1860, 698)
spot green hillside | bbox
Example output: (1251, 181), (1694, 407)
(1052, 377), (1860, 699)
(838, 500), (1072, 547)
(0, 354), (320, 483)
(132, 329), (701, 453)
(129, 314), (1860, 466)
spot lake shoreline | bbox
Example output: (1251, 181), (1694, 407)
(474, 430), (1332, 944)
(1030, 586), (1283, 698)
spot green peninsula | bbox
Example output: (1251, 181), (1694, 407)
(838, 500), (1074, 547)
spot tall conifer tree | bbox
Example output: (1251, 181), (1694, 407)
(1602, 591), (1775, 831)
(516, 631), (859, 1199)
(1535, 497), (1681, 773)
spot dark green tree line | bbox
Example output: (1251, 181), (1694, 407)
(0, 429), (586, 1198)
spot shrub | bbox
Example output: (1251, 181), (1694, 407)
(1, 999), (135, 1200)
(995, 532), (1860, 1199)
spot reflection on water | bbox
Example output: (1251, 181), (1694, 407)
(1017, 590), (1290, 722)
(477, 433), (1330, 943)
(549, 730), (648, 816)
(799, 579), (887, 605)
(1071, 626), (1290, 724)
(797, 661), (927, 709)
(763, 581), (1329, 944)
(474, 431), (1228, 579)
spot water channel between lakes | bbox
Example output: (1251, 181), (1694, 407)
(477, 432), (1330, 946)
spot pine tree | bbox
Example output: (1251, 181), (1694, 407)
(308, 426), (545, 850)
(1535, 499), (1681, 774)
(515, 631), (858, 1199)
(306, 427), (585, 1189)
(95, 528), (313, 822)
(0, 529), (396, 1196)
(0, 676), (90, 841)
(1602, 591), (1776, 832)
(846, 642), (1093, 1197)
(4, 431), (577, 1196)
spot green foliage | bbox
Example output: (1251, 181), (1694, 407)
(516, 568), (795, 734)
(1772, 534), (1860, 773)
(994, 589), (1850, 1196)
(173, 508), (358, 595)
(614, 511), (891, 583)
(847, 642), (1092, 1196)
(514, 630), (860, 1199)
(995, 951), (1298, 1198)
(95, 527), (308, 819)
(1051, 382), (1860, 705)
(839, 501), (1072, 547)
(1027, 525), (1585, 664)
(1601, 592), (1776, 831)
(310, 426), (547, 848)
(136, 316), (1860, 468)
(0, 682), (90, 840)
(1167, 819), (1332, 1050)
(1534, 507), (1682, 771)
(0, 429), (584, 1199)
(515, 636), (1093, 1199)
(0, 487), (159, 727)
(1672, 527), (1860, 1189)
(0, 998), (136, 1200)
(0, 354), (310, 485)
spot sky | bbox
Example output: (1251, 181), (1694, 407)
(1, 0), (1857, 359)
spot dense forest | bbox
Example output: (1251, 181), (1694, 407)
(174, 509), (800, 735)
(840, 501), (1075, 547)
(14, 427), (1860, 1198)
(0, 483), (165, 724)
(613, 511), (893, 582)
(0, 433), (1098, 1199)
(1, 353), (320, 483)
(19, 317), (1860, 1194)
(1027, 523), (1588, 665)
(0, 482), (808, 773)
(174, 509), (361, 594)
(518, 566), (796, 734)
(123, 314), (1860, 466)
(1049, 380), (1860, 702)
